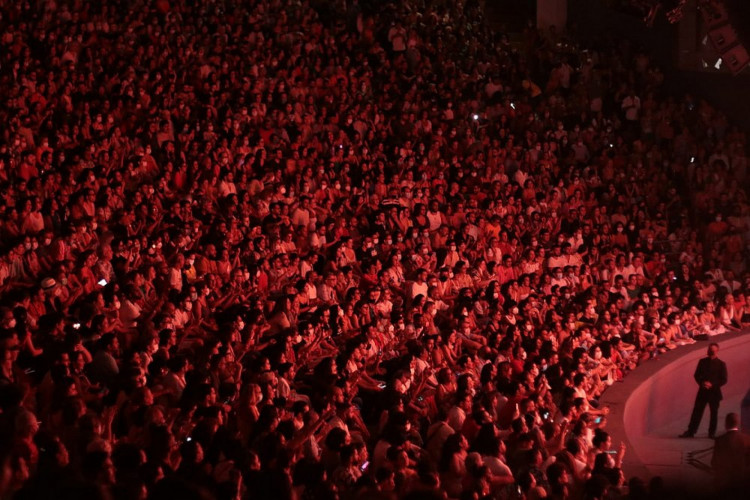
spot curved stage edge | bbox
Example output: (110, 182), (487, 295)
(599, 331), (750, 498)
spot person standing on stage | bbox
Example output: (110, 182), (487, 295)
(679, 343), (727, 439)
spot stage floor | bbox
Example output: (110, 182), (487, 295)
(626, 391), (745, 498)
(600, 332), (750, 499)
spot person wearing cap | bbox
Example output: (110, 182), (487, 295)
(41, 277), (56, 292)
(40, 276), (66, 313)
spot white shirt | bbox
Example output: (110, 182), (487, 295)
(409, 281), (428, 300)
(309, 232), (327, 249)
(291, 207), (310, 228)
(448, 406), (466, 432)
(426, 211), (443, 231)
(120, 299), (141, 328)
(483, 456), (513, 478)
(168, 267), (183, 291)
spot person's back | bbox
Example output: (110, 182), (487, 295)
(711, 412), (750, 492)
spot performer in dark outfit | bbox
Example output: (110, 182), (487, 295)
(680, 343), (728, 438)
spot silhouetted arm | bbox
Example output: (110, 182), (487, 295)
(718, 360), (728, 388)
(694, 358), (705, 385)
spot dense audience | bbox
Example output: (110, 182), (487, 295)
(0, 0), (749, 499)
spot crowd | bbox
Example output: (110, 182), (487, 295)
(0, 0), (749, 499)
(608, 0), (688, 26)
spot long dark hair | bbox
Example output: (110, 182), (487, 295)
(439, 433), (464, 472)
